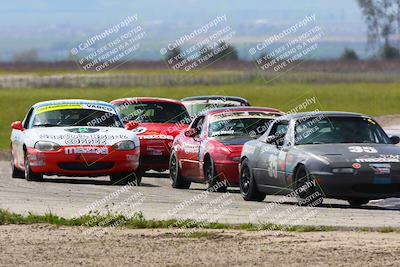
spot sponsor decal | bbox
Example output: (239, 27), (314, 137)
(65, 128), (100, 133)
(65, 147), (109, 155)
(267, 154), (278, 179)
(35, 103), (116, 115)
(369, 163), (391, 174)
(83, 104), (116, 114)
(352, 163), (362, 169)
(138, 135), (174, 140)
(355, 157), (400, 163)
(36, 104), (83, 114)
(132, 127), (147, 134)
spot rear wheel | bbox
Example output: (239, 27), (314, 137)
(24, 154), (43, 182)
(169, 153), (191, 189)
(239, 159), (266, 201)
(204, 157), (227, 192)
(294, 165), (323, 206)
(11, 150), (24, 178)
(348, 198), (369, 207)
(110, 172), (140, 186)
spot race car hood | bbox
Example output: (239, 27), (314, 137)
(297, 143), (400, 163)
(24, 126), (139, 147)
(129, 122), (189, 138)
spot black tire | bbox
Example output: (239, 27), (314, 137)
(24, 154), (43, 182)
(11, 150), (24, 178)
(239, 159), (266, 201)
(204, 157), (227, 192)
(169, 152), (191, 189)
(110, 172), (140, 186)
(348, 199), (369, 207)
(294, 165), (323, 207)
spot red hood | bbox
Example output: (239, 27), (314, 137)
(124, 122), (189, 137)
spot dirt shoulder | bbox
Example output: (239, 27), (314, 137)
(1, 224), (399, 266)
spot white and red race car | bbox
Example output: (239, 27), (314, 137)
(10, 100), (140, 185)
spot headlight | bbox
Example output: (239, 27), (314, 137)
(332, 167), (354, 174)
(34, 141), (60, 151)
(113, 140), (135, 150)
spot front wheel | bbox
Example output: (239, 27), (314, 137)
(204, 157), (227, 192)
(24, 154), (43, 182)
(11, 150), (24, 178)
(169, 153), (191, 189)
(239, 159), (266, 201)
(294, 165), (323, 207)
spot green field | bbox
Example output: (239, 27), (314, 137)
(1, 82), (400, 150)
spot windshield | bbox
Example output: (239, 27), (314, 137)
(295, 116), (391, 145)
(208, 112), (278, 138)
(32, 108), (123, 128)
(116, 102), (190, 124)
(184, 100), (246, 117)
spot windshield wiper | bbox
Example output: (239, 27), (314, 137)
(33, 123), (63, 127)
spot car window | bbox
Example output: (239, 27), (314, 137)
(31, 108), (123, 128)
(269, 120), (289, 147)
(295, 116), (390, 145)
(190, 115), (205, 135)
(115, 101), (190, 124)
(23, 108), (34, 129)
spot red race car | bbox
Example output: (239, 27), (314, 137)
(169, 106), (283, 191)
(111, 97), (191, 175)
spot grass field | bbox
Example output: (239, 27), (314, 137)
(1, 82), (400, 150)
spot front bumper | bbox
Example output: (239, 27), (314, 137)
(27, 146), (140, 177)
(139, 138), (173, 171)
(215, 160), (240, 186)
(312, 171), (400, 200)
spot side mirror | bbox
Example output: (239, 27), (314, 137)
(390, 135), (400, 145)
(184, 128), (197, 138)
(11, 121), (24, 131)
(125, 121), (139, 130)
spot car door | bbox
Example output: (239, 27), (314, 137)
(12, 108), (34, 168)
(179, 115), (205, 178)
(255, 120), (290, 188)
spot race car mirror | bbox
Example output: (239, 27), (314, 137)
(184, 128), (197, 138)
(389, 135), (400, 144)
(125, 121), (139, 130)
(11, 121), (24, 131)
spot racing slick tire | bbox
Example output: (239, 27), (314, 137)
(110, 172), (140, 186)
(348, 198), (369, 207)
(24, 154), (43, 182)
(169, 152), (191, 189)
(239, 158), (266, 202)
(11, 150), (24, 178)
(294, 165), (323, 207)
(204, 157), (227, 192)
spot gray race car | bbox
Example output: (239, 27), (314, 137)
(239, 112), (400, 207)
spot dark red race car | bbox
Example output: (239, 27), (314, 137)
(169, 106), (283, 191)
(111, 97), (191, 175)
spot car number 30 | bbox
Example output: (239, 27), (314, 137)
(348, 146), (378, 153)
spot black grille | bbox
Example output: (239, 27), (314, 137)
(58, 162), (114, 171)
(142, 156), (169, 164)
(353, 184), (400, 194)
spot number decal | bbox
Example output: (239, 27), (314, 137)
(348, 146), (378, 153)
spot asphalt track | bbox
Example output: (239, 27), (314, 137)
(1, 161), (400, 228)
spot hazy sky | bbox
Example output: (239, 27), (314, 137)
(0, 0), (367, 60)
